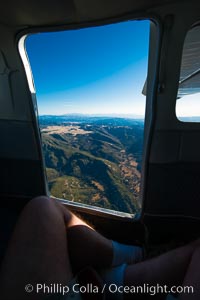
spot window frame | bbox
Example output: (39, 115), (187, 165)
(18, 16), (160, 221)
(176, 22), (200, 123)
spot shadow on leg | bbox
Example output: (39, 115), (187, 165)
(58, 203), (113, 273)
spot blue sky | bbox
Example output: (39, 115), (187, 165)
(26, 20), (150, 116)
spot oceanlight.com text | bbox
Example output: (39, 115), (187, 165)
(25, 283), (194, 297)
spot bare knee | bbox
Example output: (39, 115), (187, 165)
(18, 196), (67, 228)
(28, 196), (73, 224)
(23, 196), (55, 216)
(23, 196), (78, 229)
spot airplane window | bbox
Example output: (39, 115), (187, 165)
(176, 25), (200, 122)
(24, 20), (150, 216)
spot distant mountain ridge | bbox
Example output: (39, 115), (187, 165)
(39, 113), (144, 119)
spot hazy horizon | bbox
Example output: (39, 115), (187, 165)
(38, 112), (200, 121)
(39, 112), (144, 117)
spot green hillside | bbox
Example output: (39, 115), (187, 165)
(40, 119), (143, 214)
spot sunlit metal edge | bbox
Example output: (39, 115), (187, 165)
(52, 196), (136, 220)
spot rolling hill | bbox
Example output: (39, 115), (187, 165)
(39, 115), (144, 214)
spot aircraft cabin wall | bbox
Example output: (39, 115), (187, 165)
(143, 1), (200, 240)
(0, 25), (46, 205)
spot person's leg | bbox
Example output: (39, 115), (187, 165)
(59, 204), (113, 272)
(56, 200), (200, 300)
(58, 201), (142, 273)
(0, 196), (73, 300)
(6, 196), (199, 300)
(123, 241), (200, 300)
